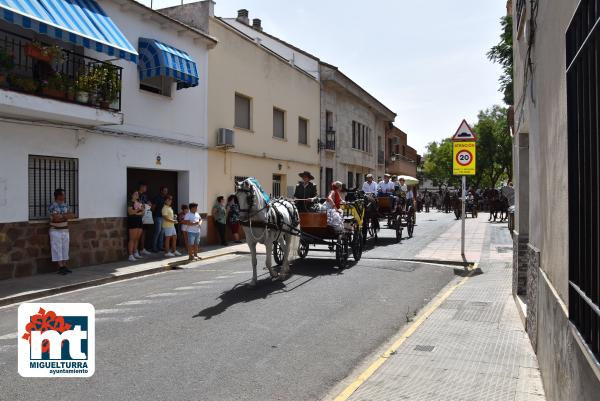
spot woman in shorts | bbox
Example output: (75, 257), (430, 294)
(127, 191), (145, 262)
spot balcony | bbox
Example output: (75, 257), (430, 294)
(0, 29), (123, 125)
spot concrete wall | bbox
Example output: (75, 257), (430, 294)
(512, 0), (600, 398)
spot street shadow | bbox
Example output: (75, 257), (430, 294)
(193, 258), (344, 320)
(193, 278), (286, 320)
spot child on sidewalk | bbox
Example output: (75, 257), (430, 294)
(178, 204), (189, 253)
(184, 203), (202, 261)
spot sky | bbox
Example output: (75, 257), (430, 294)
(142, 0), (506, 154)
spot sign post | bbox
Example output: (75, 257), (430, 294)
(452, 120), (477, 260)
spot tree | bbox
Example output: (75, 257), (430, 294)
(488, 15), (513, 105)
(473, 106), (512, 188)
(423, 138), (459, 188)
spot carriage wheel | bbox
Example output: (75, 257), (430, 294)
(395, 215), (403, 243)
(351, 228), (363, 262)
(298, 240), (309, 259)
(335, 236), (349, 269)
(272, 241), (284, 266)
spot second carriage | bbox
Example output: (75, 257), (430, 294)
(361, 193), (415, 243)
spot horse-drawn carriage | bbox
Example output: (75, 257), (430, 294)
(362, 194), (414, 243)
(275, 202), (364, 269)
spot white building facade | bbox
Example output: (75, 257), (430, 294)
(0, 0), (215, 278)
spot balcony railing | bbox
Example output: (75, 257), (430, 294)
(0, 28), (123, 112)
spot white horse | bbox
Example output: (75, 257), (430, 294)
(235, 178), (300, 287)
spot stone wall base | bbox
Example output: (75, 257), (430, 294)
(0, 218), (127, 280)
(526, 243), (540, 351)
(512, 232), (529, 296)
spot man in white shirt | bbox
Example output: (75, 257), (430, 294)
(378, 174), (397, 209)
(362, 174), (378, 194)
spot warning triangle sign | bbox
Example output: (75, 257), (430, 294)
(452, 119), (477, 141)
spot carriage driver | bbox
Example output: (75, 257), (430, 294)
(361, 174), (378, 194)
(293, 171), (318, 212)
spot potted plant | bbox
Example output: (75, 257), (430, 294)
(0, 48), (14, 87)
(95, 63), (120, 109)
(9, 75), (38, 93)
(40, 73), (66, 99)
(74, 72), (94, 104)
(25, 41), (62, 63)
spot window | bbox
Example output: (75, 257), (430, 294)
(325, 168), (333, 195)
(298, 117), (308, 145)
(326, 111), (333, 130)
(28, 155), (78, 220)
(347, 171), (354, 189)
(233, 175), (249, 191)
(356, 173), (361, 188)
(352, 121), (370, 152)
(566, 3), (600, 361)
(273, 108), (285, 139)
(140, 76), (172, 97)
(235, 93), (251, 130)
(272, 174), (282, 198)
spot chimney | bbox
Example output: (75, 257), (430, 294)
(237, 9), (249, 25)
(252, 18), (262, 31)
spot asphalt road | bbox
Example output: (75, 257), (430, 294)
(0, 211), (460, 401)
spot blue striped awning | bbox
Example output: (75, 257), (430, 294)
(138, 38), (199, 89)
(0, 0), (137, 62)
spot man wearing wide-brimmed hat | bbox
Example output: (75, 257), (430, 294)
(294, 171), (317, 212)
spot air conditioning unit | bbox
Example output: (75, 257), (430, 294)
(217, 128), (234, 148)
(392, 137), (401, 145)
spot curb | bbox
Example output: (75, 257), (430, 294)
(0, 249), (244, 308)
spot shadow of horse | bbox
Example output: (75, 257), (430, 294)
(192, 257), (343, 320)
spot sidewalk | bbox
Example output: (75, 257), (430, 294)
(0, 243), (263, 307)
(331, 219), (546, 401)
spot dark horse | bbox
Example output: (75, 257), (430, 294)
(484, 189), (509, 222)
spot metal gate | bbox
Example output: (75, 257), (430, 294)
(272, 175), (281, 198)
(566, 0), (600, 361)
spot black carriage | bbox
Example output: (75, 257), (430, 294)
(362, 195), (414, 243)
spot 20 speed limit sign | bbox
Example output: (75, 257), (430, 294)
(453, 141), (476, 175)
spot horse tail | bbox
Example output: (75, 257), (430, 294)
(287, 223), (300, 261)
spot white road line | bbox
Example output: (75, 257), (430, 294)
(193, 280), (216, 284)
(215, 276), (230, 279)
(173, 286), (197, 291)
(116, 300), (154, 306)
(146, 293), (177, 298)
(95, 308), (131, 315)
(0, 332), (17, 340)
(231, 271), (250, 274)
(0, 344), (16, 352)
(96, 316), (143, 323)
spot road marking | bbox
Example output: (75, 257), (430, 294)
(332, 265), (476, 401)
(95, 309), (131, 315)
(215, 275), (230, 279)
(174, 286), (197, 291)
(96, 316), (143, 323)
(231, 271), (250, 274)
(146, 292), (177, 298)
(0, 344), (16, 352)
(0, 332), (16, 340)
(193, 280), (216, 284)
(116, 300), (154, 306)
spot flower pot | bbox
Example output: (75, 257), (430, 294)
(25, 44), (51, 63)
(41, 87), (66, 99)
(99, 100), (110, 109)
(76, 91), (89, 104)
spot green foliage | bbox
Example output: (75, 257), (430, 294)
(488, 15), (513, 105)
(423, 105), (512, 189)
(9, 75), (38, 93)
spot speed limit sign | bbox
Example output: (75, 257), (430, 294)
(453, 141), (476, 175)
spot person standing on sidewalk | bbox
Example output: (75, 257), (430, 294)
(127, 191), (145, 262)
(151, 186), (168, 252)
(137, 182), (152, 257)
(212, 196), (227, 246)
(226, 194), (242, 244)
(184, 203), (202, 260)
(162, 195), (180, 257)
(178, 204), (189, 252)
(49, 188), (75, 275)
